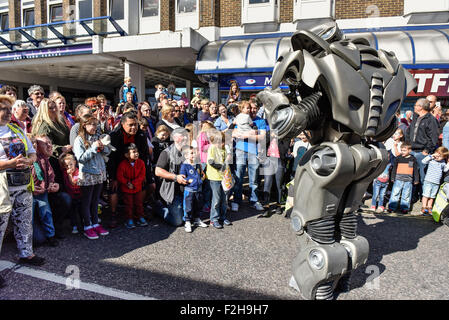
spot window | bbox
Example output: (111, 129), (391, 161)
(177, 0), (196, 13)
(110, 0), (124, 20)
(249, 0), (270, 3)
(142, 0), (158, 17)
(79, 0), (93, 19)
(23, 8), (35, 26)
(0, 12), (8, 30)
(50, 4), (63, 22)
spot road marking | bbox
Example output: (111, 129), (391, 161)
(0, 260), (155, 300)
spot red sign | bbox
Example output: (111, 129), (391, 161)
(408, 69), (449, 97)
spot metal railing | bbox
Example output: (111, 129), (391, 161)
(0, 16), (127, 51)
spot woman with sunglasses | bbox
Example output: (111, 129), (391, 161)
(214, 104), (234, 132)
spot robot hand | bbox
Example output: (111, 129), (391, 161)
(257, 87), (321, 140)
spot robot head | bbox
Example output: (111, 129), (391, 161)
(267, 21), (417, 140)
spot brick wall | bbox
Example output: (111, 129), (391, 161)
(200, 0), (221, 27)
(280, 0), (293, 23)
(93, 0), (107, 33)
(62, 0), (76, 36)
(8, 0), (21, 41)
(161, 0), (175, 31)
(220, 0), (240, 27)
(35, 0), (47, 39)
(335, 0), (404, 19)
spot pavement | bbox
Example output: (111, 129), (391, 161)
(0, 197), (448, 301)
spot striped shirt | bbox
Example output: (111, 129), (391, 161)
(422, 155), (449, 184)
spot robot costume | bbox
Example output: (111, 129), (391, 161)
(256, 22), (416, 300)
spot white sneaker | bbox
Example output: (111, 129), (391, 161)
(252, 201), (265, 211)
(184, 221), (192, 233)
(231, 202), (239, 212)
(193, 218), (208, 228)
(72, 226), (78, 234)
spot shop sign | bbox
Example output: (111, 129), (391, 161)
(0, 44), (93, 62)
(408, 69), (449, 97)
(219, 74), (287, 90)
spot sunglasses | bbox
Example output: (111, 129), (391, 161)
(33, 92), (44, 96)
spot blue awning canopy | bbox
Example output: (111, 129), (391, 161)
(195, 25), (449, 75)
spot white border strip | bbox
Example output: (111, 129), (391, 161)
(0, 260), (155, 300)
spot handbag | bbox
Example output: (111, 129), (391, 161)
(221, 165), (235, 192)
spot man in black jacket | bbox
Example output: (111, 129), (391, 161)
(405, 98), (440, 186)
(107, 112), (150, 227)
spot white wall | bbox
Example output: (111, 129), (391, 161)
(404, 0), (449, 15)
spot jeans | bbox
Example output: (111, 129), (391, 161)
(209, 180), (228, 222)
(262, 157), (284, 204)
(234, 150), (259, 204)
(183, 190), (202, 222)
(80, 183), (103, 227)
(371, 180), (388, 208)
(201, 163), (211, 209)
(155, 195), (184, 227)
(32, 192), (56, 240)
(389, 180), (413, 211)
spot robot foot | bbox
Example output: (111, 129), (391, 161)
(289, 276), (336, 300)
(334, 272), (351, 294)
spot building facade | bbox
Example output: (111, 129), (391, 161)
(0, 0), (447, 109)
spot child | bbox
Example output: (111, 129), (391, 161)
(421, 146), (449, 215)
(388, 143), (420, 214)
(73, 114), (110, 239)
(151, 125), (171, 165)
(207, 130), (232, 229)
(370, 162), (392, 213)
(180, 146), (208, 233)
(117, 143), (148, 229)
(119, 76), (137, 105)
(197, 121), (215, 213)
(234, 101), (254, 132)
(59, 153), (83, 234)
(31, 135), (59, 247)
(384, 128), (404, 164)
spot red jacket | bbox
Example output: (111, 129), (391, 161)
(116, 158), (146, 194)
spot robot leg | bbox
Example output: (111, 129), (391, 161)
(288, 142), (356, 300)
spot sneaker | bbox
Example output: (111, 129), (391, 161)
(231, 202), (239, 212)
(370, 206), (376, 211)
(124, 219), (136, 229)
(210, 220), (223, 229)
(46, 237), (58, 247)
(193, 218), (208, 228)
(72, 226), (79, 234)
(223, 219), (232, 226)
(18, 255), (45, 266)
(136, 217), (148, 227)
(84, 228), (99, 240)
(93, 225), (109, 236)
(251, 201), (265, 211)
(376, 206), (385, 213)
(184, 221), (192, 233)
(399, 210), (409, 215)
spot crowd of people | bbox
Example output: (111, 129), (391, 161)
(0, 77), (448, 289)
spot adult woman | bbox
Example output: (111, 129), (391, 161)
(0, 95), (44, 288)
(31, 98), (71, 159)
(209, 102), (219, 122)
(11, 100), (32, 133)
(53, 95), (75, 129)
(138, 102), (156, 139)
(155, 105), (181, 134)
(214, 104), (234, 131)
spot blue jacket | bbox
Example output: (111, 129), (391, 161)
(73, 133), (110, 175)
(119, 84), (137, 104)
(180, 162), (202, 192)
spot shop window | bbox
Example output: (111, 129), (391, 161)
(110, 0), (124, 20)
(241, 0), (278, 25)
(0, 12), (8, 30)
(23, 8), (35, 26)
(294, 0), (333, 21)
(50, 4), (63, 22)
(249, 0), (270, 4)
(178, 0), (196, 14)
(78, 0), (93, 19)
(142, 0), (158, 17)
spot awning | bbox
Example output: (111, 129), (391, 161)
(195, 25), (449, 75)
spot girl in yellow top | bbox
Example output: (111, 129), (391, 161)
(206, 130), (232, 229)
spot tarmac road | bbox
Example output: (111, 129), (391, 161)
(0, 200), (448, 301)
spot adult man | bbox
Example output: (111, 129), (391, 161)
(154, 127), (189, 227)
(176, 100), (192, 127)
(26, 85), (45, 118)
(231, 100), (267, 212)
(108, 112), (150, 227)
(405, 98), (440, 185)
